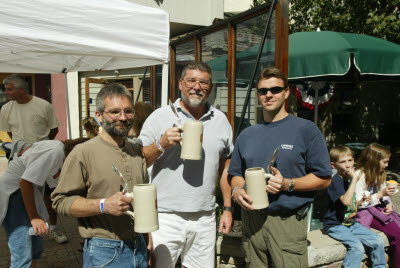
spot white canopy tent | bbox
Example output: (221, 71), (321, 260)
(0, 0), (170, 136)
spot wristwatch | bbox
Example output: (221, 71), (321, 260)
(287, 178), (294, 192)
(223, 206), (234, 212)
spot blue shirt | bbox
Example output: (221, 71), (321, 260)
(323, 174), (357, 231)
(228, 115), (331, 214)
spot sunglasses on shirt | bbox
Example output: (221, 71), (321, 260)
(257, 86), (286, 95)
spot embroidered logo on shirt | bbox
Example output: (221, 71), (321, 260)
(281, 144), (293, 150)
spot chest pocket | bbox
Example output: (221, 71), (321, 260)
(31, 114), (47, 126)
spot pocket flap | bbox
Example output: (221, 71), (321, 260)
(281, 241), (307, 255)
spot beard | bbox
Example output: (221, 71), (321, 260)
(102, 117), (133, 137)
(181, 90), (207, 107)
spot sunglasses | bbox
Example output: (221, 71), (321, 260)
(257, 86), (286, 95)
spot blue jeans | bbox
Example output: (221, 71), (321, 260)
(83, 235), (148, 268)
(2, 190), (43, 268)
(326, 223), (386, 268)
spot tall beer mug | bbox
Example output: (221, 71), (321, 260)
(179, 121), (203, 160)
(125, 184), (159, 233)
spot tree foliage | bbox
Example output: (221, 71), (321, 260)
(253, 0), (400, 44)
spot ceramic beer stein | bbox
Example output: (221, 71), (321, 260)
(125, 184), (159, 233)
(245, 167), (273, 209)
(179, 121), (203, 160)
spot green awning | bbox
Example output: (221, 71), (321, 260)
(289, 31), (400, 80)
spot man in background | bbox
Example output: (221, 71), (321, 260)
(0, 74), (66, 243)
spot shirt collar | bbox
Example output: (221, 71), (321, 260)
(174, 98), (214, 121)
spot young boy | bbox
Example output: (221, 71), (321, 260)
(323, 145), (386, 268)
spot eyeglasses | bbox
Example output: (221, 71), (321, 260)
(104, 109), (134, 120)
(257, 86), (286, 95)
(183, 78), (210, 90)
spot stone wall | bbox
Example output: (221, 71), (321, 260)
(216, 225), (391, 268)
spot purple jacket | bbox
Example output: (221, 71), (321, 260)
(356, 205), (400, 228)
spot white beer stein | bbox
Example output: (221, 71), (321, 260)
(125, 184), (159, 233)
(245, 167), (273, 209)
(179, 121), (203, 160)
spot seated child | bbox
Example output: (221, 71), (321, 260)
(323, 145), (386, 268)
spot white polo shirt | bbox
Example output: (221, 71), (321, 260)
(137, 99), (234, 213)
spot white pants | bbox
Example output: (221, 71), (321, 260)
(152, 211), (216, 268)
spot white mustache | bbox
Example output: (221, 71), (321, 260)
(188, 90), (204, 97)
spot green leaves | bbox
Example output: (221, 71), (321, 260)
(253, 0), (400, 43)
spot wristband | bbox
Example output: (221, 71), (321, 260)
(223, 206), (233, 212)
(100, 199), (106, 214)
(156, 139), (165, 153)
(231, 186), (242, 200)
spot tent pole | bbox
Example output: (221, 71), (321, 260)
(64, 73), (72, 139)
(136, 66), (148, 103)
(161, 62), (169, 107)
(235, 0), (277, 138)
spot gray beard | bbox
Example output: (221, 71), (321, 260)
(181, 93), (206, 108)
(102, 118), (133, 137)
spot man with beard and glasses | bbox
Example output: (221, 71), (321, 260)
(137, 61), (234, 268)
(52, 83), (154, 268)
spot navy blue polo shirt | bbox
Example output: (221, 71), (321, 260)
(228, 115), (332, 215)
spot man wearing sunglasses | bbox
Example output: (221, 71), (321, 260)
(137, 61), (234, 268)
(52, 83), (154, 268)
(228, 67), (332, 267)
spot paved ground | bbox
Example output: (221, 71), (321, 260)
(0, 215), (84, 268)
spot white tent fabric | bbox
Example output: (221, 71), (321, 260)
(0, 0), (170, 73)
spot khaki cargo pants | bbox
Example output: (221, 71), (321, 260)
(241, 209), (308, 268)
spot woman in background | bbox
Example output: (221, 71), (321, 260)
(82, 117), (100, 138)
(128, 102), (154, 142)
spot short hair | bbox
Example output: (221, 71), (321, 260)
(82, 117), (99, 133)
(256, 67), (288, 89)
(3, 74), (29, 92)
(132, 102), (154, 137)
(180, 61), (213, 83)
(62, 137), (91, 157)
(96, 83), (132, 112)
(329, 145), (353, 162)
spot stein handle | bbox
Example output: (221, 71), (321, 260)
(125, 192), (134, 198)
(264, 173), (273, 184)
(124, 210), (135, 220)
(124, 192), (135, 220)
(178, 125), (183, 145)
(264, 173), (273, 179)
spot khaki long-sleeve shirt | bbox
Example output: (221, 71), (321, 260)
(52, 136), (148, 240)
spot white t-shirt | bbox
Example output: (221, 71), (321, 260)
(0, 96), (59, 144)
(0, 140), (65, 224)
(354, 169), (390, 208)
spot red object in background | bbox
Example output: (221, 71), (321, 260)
(290, 81), (336, 111)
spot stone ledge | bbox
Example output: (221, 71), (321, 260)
(216, 228), (390, 268)
(307, 228), (389, 267)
